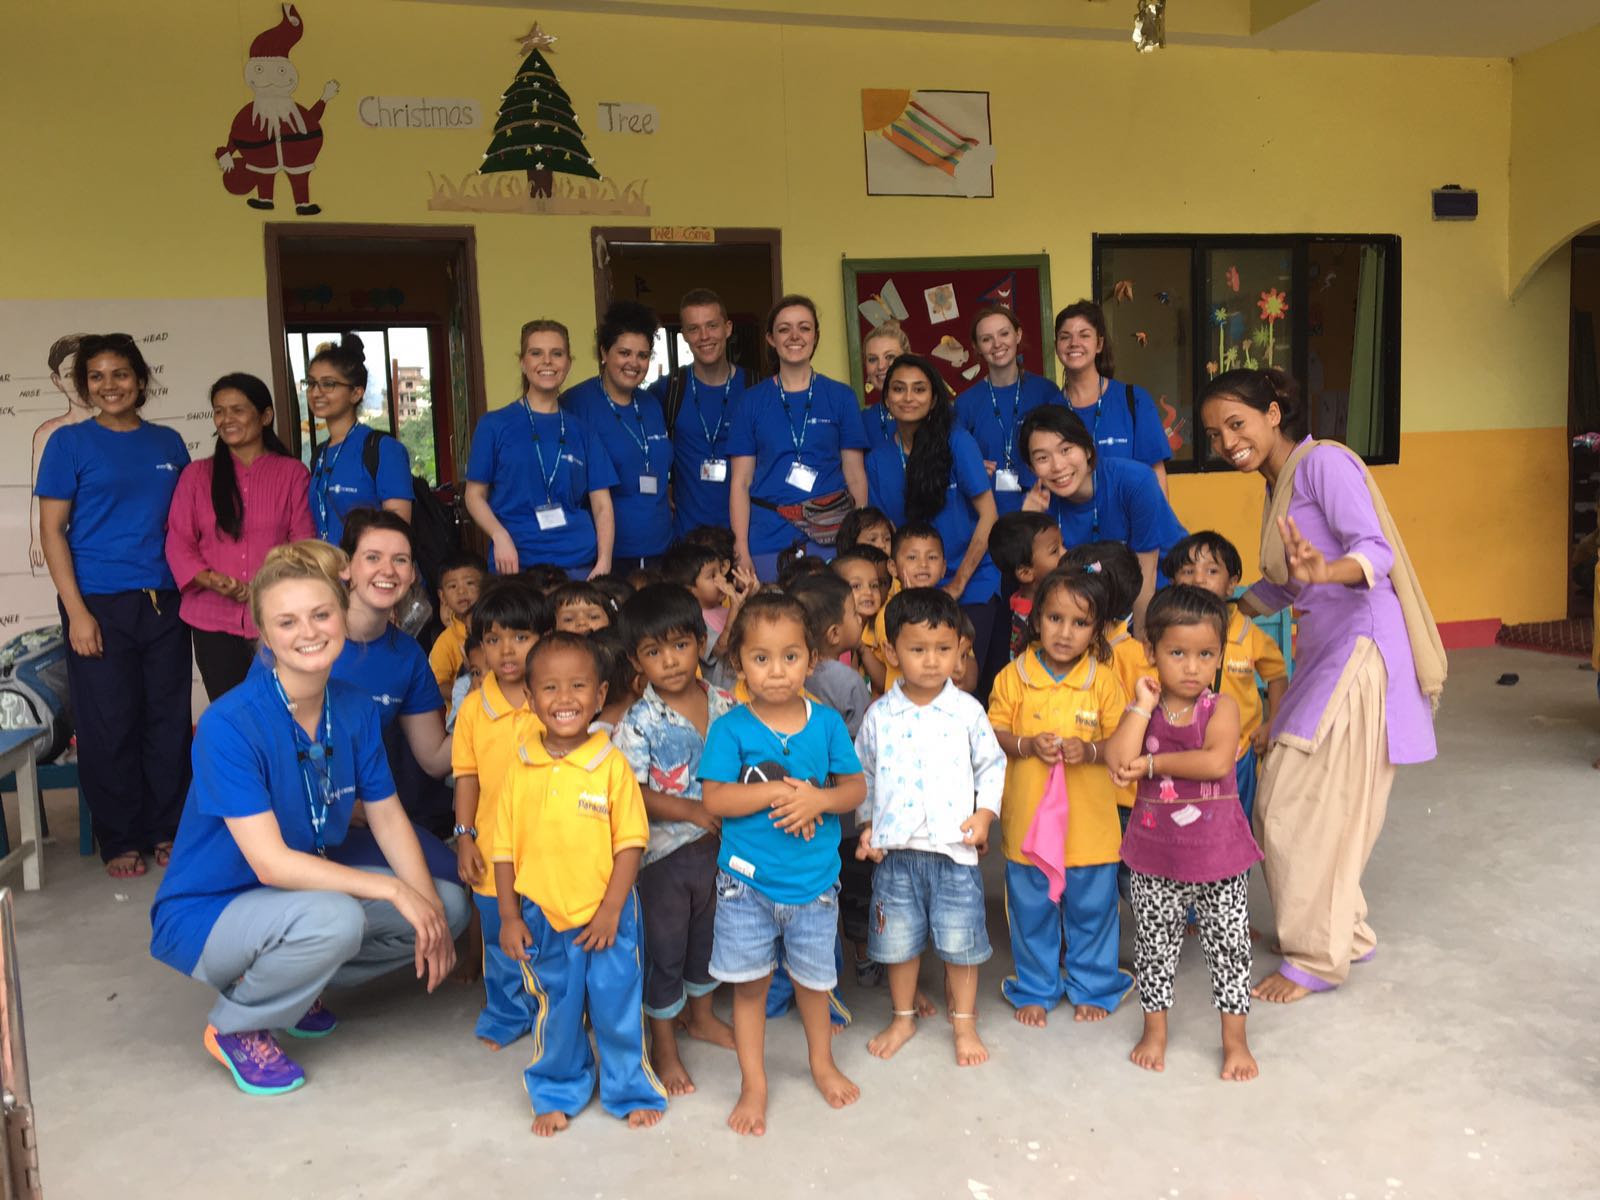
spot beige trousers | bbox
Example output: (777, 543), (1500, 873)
(1256, 638), (1396, 989)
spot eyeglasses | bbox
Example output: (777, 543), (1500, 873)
(303, 378), (353, 393)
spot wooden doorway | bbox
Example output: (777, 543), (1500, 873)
(263, 224), (489, 492)
(591, 227), (781, 383)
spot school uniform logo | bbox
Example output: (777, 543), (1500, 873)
(329, 483), (361, 495)
(1073, 710), (1101, 735)
(1225, 657), (1254, 676)
(576, 790), (610, 818)
(371, 692), (400, 707)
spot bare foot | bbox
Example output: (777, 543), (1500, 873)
(477, 1036), (503, 1051)
(1593, 755), (1600, 770)
(916, 989), (938, 1018)
(1013, 1004), (1048, 1028)
(727, 1085), (767, 1136)
(830, 1020), (847, 1038)
(1220, 1014), (1258, 1081)
(1130, 1013), (1167, 1072)
(531, 1111), (569, 1137)
(1251, 972), (1314, 1003)
(1248, 926), (1265, 943)
(680, 1012), (736, 1050)
(152, 842), (173, 868)
(653, 1052), (695, 1096)
(866, 1014), (918, 1059)
(626, 1107), (664, 1128)
(1073, 1004), (1110, 1022)
(1184, 923), (1199, 938)
(952, 1016), (988, 1067)
(811, 1062), (860, 1109)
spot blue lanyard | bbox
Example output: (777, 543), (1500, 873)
(312, 428), (356, 538)
(520, 401), (565, 503)
(987, 377), (1022, 467)
(1054, 460), (1102, 542)
(775, 373), (816, 455)
(687, 371), (730, 450)
(604, 387), (651, 459)
(875, 401), (894, 442)
(271, 669), (335, 856)
(1065, 377), (1108, 440)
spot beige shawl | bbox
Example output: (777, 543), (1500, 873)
(1260, 439), (1447, 705)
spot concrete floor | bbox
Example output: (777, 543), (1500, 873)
(6, 645), (1598, 1200)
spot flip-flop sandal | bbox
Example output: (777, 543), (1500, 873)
(153, 843), (174, 868)
(106, 853), (146, 879)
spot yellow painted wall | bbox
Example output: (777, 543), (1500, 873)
(2, 0), (1571, 623)
(1510, 22), (1600, 293)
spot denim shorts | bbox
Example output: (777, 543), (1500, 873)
(867, 849), (991, 967)
(709, 872), (840, 991)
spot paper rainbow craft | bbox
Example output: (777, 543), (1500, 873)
(861, 89), (979, 177)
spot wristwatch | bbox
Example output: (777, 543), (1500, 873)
(452, 824), (477, 839)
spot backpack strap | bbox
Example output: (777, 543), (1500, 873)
(1125, 381), (1137, 422)
(662, 368), (689, 431)
(362, 425), (385, 482)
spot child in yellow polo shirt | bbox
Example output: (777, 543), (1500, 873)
(451, 580), (545, 1050)
(1164, 532), (1288, 823)
(492, 632), (667, 1136)
(428, 552), (486, 704)
(988, 567), (1133, 1028)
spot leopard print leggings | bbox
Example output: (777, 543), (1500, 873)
(1128, 870), (1252, 1015)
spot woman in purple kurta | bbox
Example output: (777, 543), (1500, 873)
(1199, 369), (1437, 1003)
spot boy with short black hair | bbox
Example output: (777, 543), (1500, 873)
(519, 563), (570, 596)
(550, 580), (614, 633)
(988, 512), (1065, 662)
(446, 627), (486, 733)
(429, 550), (488, 704)
(868, 522), (946, 692)
(1162, 531), (1288, 823)
(855, 587), (1005, 1067)
(613, 585), (738, 1095)
(452, 580), (545, 1049)
(493, 633), (667, 1135)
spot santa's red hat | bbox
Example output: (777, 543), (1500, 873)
(249, 4), (303, 59)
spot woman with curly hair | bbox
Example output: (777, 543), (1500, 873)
(865, 355), (1001, 683)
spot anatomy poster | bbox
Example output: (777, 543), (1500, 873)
(0, 299), (271, 646)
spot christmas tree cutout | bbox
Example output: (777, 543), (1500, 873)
(480, 23), (600, 198)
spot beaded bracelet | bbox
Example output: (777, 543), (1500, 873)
(1126, 705), (1152, 720)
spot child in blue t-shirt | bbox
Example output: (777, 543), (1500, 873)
(699, 591), (866, 1137)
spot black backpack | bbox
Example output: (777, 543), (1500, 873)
(312, 428), (459, 589)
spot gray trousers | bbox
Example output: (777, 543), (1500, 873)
(193, 869), (471, 1034)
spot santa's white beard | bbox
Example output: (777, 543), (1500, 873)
(251, 94), (306, 138)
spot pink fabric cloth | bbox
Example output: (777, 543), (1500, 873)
(165, 451), (314, 638)
(1021, 762), (1070, 902)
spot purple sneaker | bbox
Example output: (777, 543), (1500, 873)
(285, 999), (338, 1039)
(204, 1026), (306, 1096)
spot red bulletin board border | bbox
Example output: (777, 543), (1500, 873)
(842, 254), (1054, 404)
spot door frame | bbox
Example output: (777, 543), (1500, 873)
(262, 222), (490, 475)
(588, 226), (783, 329)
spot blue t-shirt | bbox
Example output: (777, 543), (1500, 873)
(309, 424), (413, 547)
(1064, 380), (1173, 469)
(150, 671), (395, 975)
(465, 400), (620, 570)
(34, 418), (189, 594)
(697, 701), (862, 905)
(865, 427), (999, 604)
(862, 400), (898, 455)
(1048, 457), (1188, 562)
(952, 371), (1060, 515)
(725, 373), (869, 554)
(648, 367), (750, 537)
(564, 377), (673, 559)
(250, 626), (439, 731)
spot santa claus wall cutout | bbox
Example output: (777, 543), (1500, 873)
(216, 4), (338, 215)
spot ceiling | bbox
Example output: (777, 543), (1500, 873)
(430, 0), (1600, 58)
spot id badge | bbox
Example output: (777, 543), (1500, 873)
(995, 468), (1021, 493)
(639, 474), (660, 495)
(700, 458), (729, 483)
(785, 462), (818, 493)
(536, 503), (568, 531)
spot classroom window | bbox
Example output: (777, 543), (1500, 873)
(1092, 235), (1401, 469)
(286, 326), (439, 485)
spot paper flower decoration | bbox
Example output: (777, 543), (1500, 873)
(1257, 288), (1288, 366)
(1226, 266), (1241, 293)
(1134, 331), (1148, 346)
(1113, 279), (1134, 303)
(1212, 307), (1229, 371)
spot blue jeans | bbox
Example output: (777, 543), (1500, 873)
(709, 872), (840, 991)
(868, 849), (991, 966)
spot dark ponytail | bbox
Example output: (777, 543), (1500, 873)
(1197, 366), (1300, 435)
(890, 356), (955, 526)
(209, 372), (291, 540)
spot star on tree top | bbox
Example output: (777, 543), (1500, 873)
(517, 22), (557, 53)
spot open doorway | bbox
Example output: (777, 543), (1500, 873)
(591, 227), (781, 382)
(263, 224), (489, 496)
(1570, 237), (1600, 618)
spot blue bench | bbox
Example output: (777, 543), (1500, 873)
(0, 759), (94, 858)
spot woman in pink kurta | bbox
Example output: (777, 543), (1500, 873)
(166, 374), (314, 699)
(1199, 368), (1438, 1003)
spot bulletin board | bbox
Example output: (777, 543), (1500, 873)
(842, 254), (1053, 402)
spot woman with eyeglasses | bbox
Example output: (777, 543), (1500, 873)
(35, 332), (193, 879)
(166, 373), (315, 700)
(304, 334), (413, 547)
